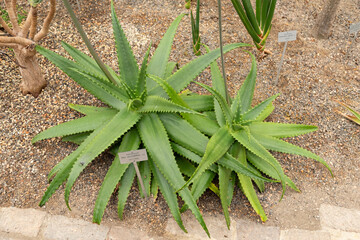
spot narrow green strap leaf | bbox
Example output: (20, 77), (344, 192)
(149, 43), (251, 97)
(195, 82), (233, 126)
(32, 111), (117, 143)
(236, 145), (267, 222)
(263, 0), (277, 35)
(138, 96), (199, 114)
(252, 133), (333, 176)
(61, 41), (122, 86)
(179, 126), (234, 191)
(231, 129), (287, 198)
(260, 0), (270, 30)
(181, 95), (214, 112)
(111, 2), (139, 89)
(243, 94), (279, 121)
(149, 158), (187, 233)
(36, 46), (127, 109)
(247, 152), (299, 191)
(93, 129), (141, 223)
(255, 0), (262, 25)
(117, 165), (136, 219)
(147, 14), (186, 89)
(249, 122), (318, 138)
(230, 0), (261, 43)
(150, 174), (159, 199)
(219, 165), (233, 229)
(138, 114), (209, 236)
(64, 109), (141, 208)
(241, 0), (262, 35)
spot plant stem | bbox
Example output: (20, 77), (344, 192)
(61, 0), (118, 86)
(217, 0), (230, 105)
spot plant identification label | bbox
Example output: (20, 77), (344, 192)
(350, 22), (360, 34)
(278, 30), (297, 42)
(118, 149), (148, 164)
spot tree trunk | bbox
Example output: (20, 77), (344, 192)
(13, 44), (46, 97)
(314, 0), (341, 39)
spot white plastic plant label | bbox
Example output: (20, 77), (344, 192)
(350, 22), (360, 34)
(118, 149), (148, 164)
(278, 30), (297, 42)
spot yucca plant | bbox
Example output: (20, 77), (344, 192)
(337, 101), (360, 125)
(157, 49), (333, 228)
(231, 0), (277, 51)
(31, 1), (259, 236)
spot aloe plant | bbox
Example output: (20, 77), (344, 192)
(231, 0), (277, 51)
(32, 2), (257, 236)
(160, 50), (333, 228)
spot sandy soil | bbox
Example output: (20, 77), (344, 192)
(1, 0), (359, 237)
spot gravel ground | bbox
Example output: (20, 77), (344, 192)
(1, 0), (359, 236)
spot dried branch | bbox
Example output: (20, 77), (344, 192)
(0, 17), (15, 36)
(0, 36), (35, 46)
(4, 0), (20, 33)
(34, 0), (55, 41)
(0, 42), (18, 48)
(21, 7), (36, 38)
(29, 8), (38, 39)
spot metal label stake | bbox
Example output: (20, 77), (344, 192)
(275, 30), (297, 86)
(118, 149), (148, 198)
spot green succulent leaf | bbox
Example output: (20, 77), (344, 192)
(36, 46), (126, 110)
(147, 14), (186, 88)
(249, 122), (318, 138)
(61, 42), (122, 86)
(179, 126), (235, 191)
(62, 132), (90, 145)
(117, 165), (136, 219)
(231, 129), (287, 198)
(111, 2), (139, 90)
(218, 165), (233, 229)
(137, 96), (199, 114)
(252, 133), (333, 176)
(93, 128), (140, 223)
(149, 43), (251, 97)
(32, 110), (117, 143)
(242, 94), (279, 121)
(64, 108), (141, 209)
(149, 158), (186, 232)
(138, 113), (209, 236)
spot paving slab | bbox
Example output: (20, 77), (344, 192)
(236, 219), (280, 240)
(40, 214), (109, 240)
(107, 225), (150, 240)
(165, 212), (234, 240)
(325, 229), (360, 240)
(319, 204), (360, 233)
(0, 207), (46, 238)
(280, 229), (331, 240)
